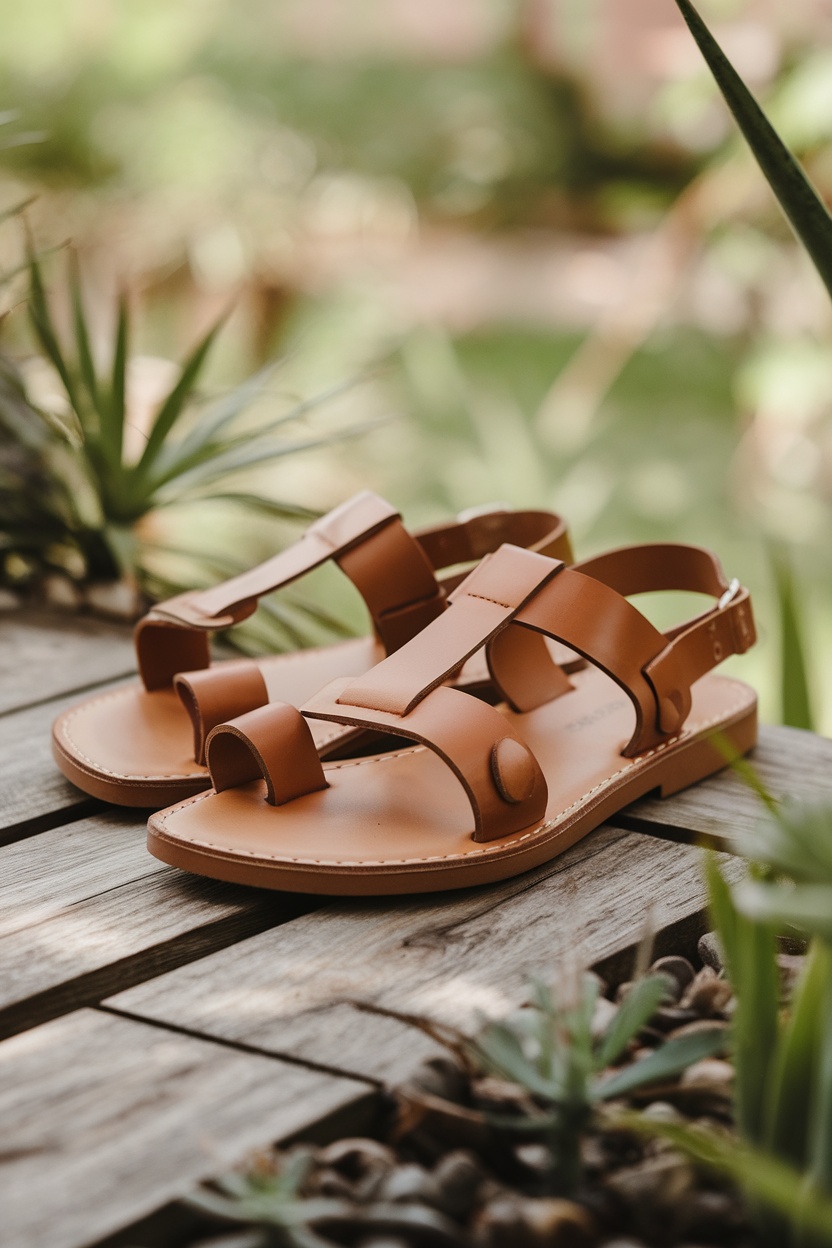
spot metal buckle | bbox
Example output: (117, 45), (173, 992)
(718, 577), (741, 610)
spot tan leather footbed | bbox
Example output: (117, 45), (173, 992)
(52, 636), (578, 807)
(146, 667), (757, 895)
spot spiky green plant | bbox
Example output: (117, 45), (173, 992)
(188, 1148), (350, 1248)
(468, 969), (725, 1195)
(360, 960), (726, 1199)
(673, 0), (832, 733)
(628, 780), (832, 1246)
(0, 249), (369, 648)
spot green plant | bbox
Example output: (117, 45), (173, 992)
(189, 1147), (349, 1248)
(0, 248), (369, 648)
(630, 780), (832, 1246)
(673, 0), (832, 733)
(363, 960), (726, 1200)
(468, 969), (725, 1195)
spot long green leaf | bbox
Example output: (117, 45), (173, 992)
(736, 880), (832, 942)
(622, 1115), (832, 1239)
(107, 294), (128, 466)
(675, 0), (832, 301)
(770, 544), (814, 730)
(27, 252), (83, 423)
(69, 253), (100, 414)
(134, 313), (227, 473)
(593, 1026), (726, 1101)
(596, 974), (670, 1070)
(766, 942), (824, 1173)
(707, 856), (780, 1145)
(808, 945), (832, 1197)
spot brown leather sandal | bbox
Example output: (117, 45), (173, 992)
(147, 540), (757, 895)
(52, 494), (572, 806)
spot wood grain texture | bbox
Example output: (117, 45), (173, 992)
(0, 687), (112, 840)
(0, 810), (316, 1037)
(108, 827), (745, 1086)
(0, 1008), (369, 1248)
(0, 608), (136, 714)
(620, 724), (832, 848)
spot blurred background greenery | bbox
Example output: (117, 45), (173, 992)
(1, 0), (831, 731)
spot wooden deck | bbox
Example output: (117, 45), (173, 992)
(2, 608), (831, 1248)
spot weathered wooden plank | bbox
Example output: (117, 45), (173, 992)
(0, 1008), (371, 1248)
(0, 608), (136, 715)
(107, 827), (744, 1086)
(0, 687), (111, 840)
(0, 810), (316, 1038)
(620, 724), (832, 849)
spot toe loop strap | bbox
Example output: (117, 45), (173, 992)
(174, 661), (269, 765)
(206, 703), (328, 806)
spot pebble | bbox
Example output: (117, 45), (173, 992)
(432, 1150), (484, 1218)
(474, 1197), (594, 1247)
(605, 1153), (695, 1209)
(377, 1162), (444, 1208)
(680, 967), (733, 1016)
(405, 1057), (468, 1104)
(640, 1100), (684, 1124)
(680, 1059), (734, 1088)
(650, 956), (695, 998)
(697, 931), (724, 973)
(592, 995), (619, 1038)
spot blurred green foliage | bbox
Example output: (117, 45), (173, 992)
(0, 0), (831, 727)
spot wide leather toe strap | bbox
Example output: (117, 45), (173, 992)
(174, 661), (269, 765)
(307, 680), (549, 843)
(206, 703), (328, 806)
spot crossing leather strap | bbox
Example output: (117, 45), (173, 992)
(204, 540), (755, 844)
(135, 493), (571, 691)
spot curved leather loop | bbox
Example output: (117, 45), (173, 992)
(174, 661), (269, 765)
(206, 703), (328, 806)
(306, 679), (548, 843)
(135, 619), (211, 693)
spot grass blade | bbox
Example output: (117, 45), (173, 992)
(107, 293), (128, 466)
(674, 0), (832, 300)
(596, 974), (670, 1069)
(27, 250), (83, 420)
(622, 1116), (832, 1239)
(766, 942), (824, 1172)
(770, 544), (814, 730)
(69, 253), (98, 404)
(706, 856), (779, 1145)
(594, 1027), (726, 1101)
(135, 313), (227, 474)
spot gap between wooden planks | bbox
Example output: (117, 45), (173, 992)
(0, 1007), (373, 1248)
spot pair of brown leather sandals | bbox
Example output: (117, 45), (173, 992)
(53, 492), (757, 896)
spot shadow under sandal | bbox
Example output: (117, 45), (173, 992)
(147, 540), (757, 895)
(51, 492), (572, 807)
